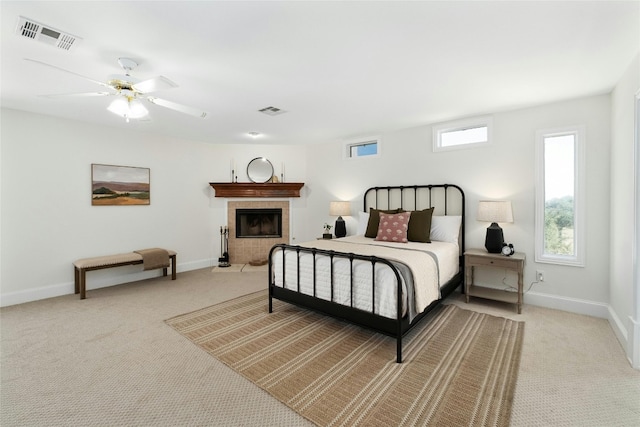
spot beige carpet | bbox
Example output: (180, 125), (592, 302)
(2, 268), (639, 426)
(166, 291), (524, 427)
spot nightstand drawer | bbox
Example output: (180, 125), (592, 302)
(466, 255), (514, 269)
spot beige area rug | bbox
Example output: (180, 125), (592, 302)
(166, 291), (524, 427)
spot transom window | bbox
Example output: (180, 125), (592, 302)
(433, 116), (492, 152)
(344, 137), (380, 159)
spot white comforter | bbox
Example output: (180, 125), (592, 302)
(271, 235), (459, 320)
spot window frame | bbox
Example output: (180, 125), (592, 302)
(343, 136), (381, 160)
(432, 116), (493, 152)
(534, 125), (586, 267)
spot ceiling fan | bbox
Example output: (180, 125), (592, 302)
(25, 57), (208, 122)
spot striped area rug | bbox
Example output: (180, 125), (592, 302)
(166, 291), (524, 427)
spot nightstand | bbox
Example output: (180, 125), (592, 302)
(464, 248), (525, 313)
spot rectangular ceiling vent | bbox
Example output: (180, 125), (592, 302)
(258, 106), (286, 116)
(15, 16), (81, 51)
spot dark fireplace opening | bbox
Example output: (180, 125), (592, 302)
(236, 208), (282, 238)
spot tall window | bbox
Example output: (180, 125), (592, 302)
(535, 126), (585, 266)
(433, 116), (492, 152)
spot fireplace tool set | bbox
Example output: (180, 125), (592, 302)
(218, 226), (230, 267)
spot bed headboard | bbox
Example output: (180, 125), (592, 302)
(363, 184), (465, 253)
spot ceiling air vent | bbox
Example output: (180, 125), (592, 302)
(258, 106), (286, 116)
(15, 16), (81, 51)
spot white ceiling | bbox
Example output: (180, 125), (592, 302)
(1, 1), (638, 145)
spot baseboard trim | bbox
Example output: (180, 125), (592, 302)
(628, 315), (640, 369)
(0, 258), (213, 307)
(523, 290), (610, 318)
(607, 305), (628, 350)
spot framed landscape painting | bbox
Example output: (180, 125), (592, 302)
(91, 164), (150, 206)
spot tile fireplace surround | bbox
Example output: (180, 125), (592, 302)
(227, 201), (290, 264)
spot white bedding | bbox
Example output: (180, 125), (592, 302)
(271, 235), (459, 320)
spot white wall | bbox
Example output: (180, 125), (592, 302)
(610, 53), (640, 366)
(0, 109), (307, 306)
(305, 94), (612, 315)
(0, 93), (621, 322)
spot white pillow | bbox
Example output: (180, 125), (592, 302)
(430, 215), (462, 243)
(357, 211), (370, 235)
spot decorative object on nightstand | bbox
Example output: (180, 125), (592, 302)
(501, 243), (515, 256)
(330, 201), (350, 238)
(322, 223), (333, 239)
(464, 248), (525, 313)
(477, 200), (513, 253)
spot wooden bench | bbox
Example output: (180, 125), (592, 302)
(73, 250), (177, 299)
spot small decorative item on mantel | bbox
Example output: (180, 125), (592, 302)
(323, 223), (333, 239)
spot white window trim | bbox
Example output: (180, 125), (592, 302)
(534, 125), (586, 267)
(343, 136), (381, 160)
(432, 115), (493, 152)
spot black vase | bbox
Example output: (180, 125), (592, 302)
(484, 223), (504, 253)
(334, 216), (346, 238)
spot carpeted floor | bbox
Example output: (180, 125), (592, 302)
(211, 263), (268, 273)
(166, 291), (523, 426)
(1, 267), (639, 426)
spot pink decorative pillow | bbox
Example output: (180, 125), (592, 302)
(375, 212), (411, 243)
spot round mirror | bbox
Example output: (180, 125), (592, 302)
(246, 157), (274, 183)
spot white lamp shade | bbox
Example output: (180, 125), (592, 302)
(329, 201), (351, 217)
(477, 200), (513, 223)
(108, 97), (148, 119)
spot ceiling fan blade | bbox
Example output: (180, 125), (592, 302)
(132, 76), (178, 94)
(146, 97), (207, 119)
(24, 58), (111, 89)
(39, 92), (113, 98)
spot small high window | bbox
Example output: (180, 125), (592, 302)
(344, 137), (380, 159)
(433, 116), (492, 152)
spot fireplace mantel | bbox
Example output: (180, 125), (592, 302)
(209, 182), (304, 198)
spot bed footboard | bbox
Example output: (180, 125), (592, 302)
(269, 244), (412, 362)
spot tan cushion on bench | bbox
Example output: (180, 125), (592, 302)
(74, 250), (176, 269)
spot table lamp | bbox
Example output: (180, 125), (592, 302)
(330, 201), (351, 238)
(477, 200), (513, 253)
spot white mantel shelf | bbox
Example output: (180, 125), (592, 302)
(209, 182), (304, 198)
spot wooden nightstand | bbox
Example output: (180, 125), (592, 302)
(464, 248), (526, 313)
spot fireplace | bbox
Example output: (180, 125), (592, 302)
(227, 201), (289, 264)
(236, 208), (282, 238)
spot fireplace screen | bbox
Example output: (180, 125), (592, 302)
(236, 208), (282, 238)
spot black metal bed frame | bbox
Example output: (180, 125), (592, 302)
(268, 184), (465, 363)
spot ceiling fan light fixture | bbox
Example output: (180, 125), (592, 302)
(127, 99), (148, 118)
(107, 97), (148, 121)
